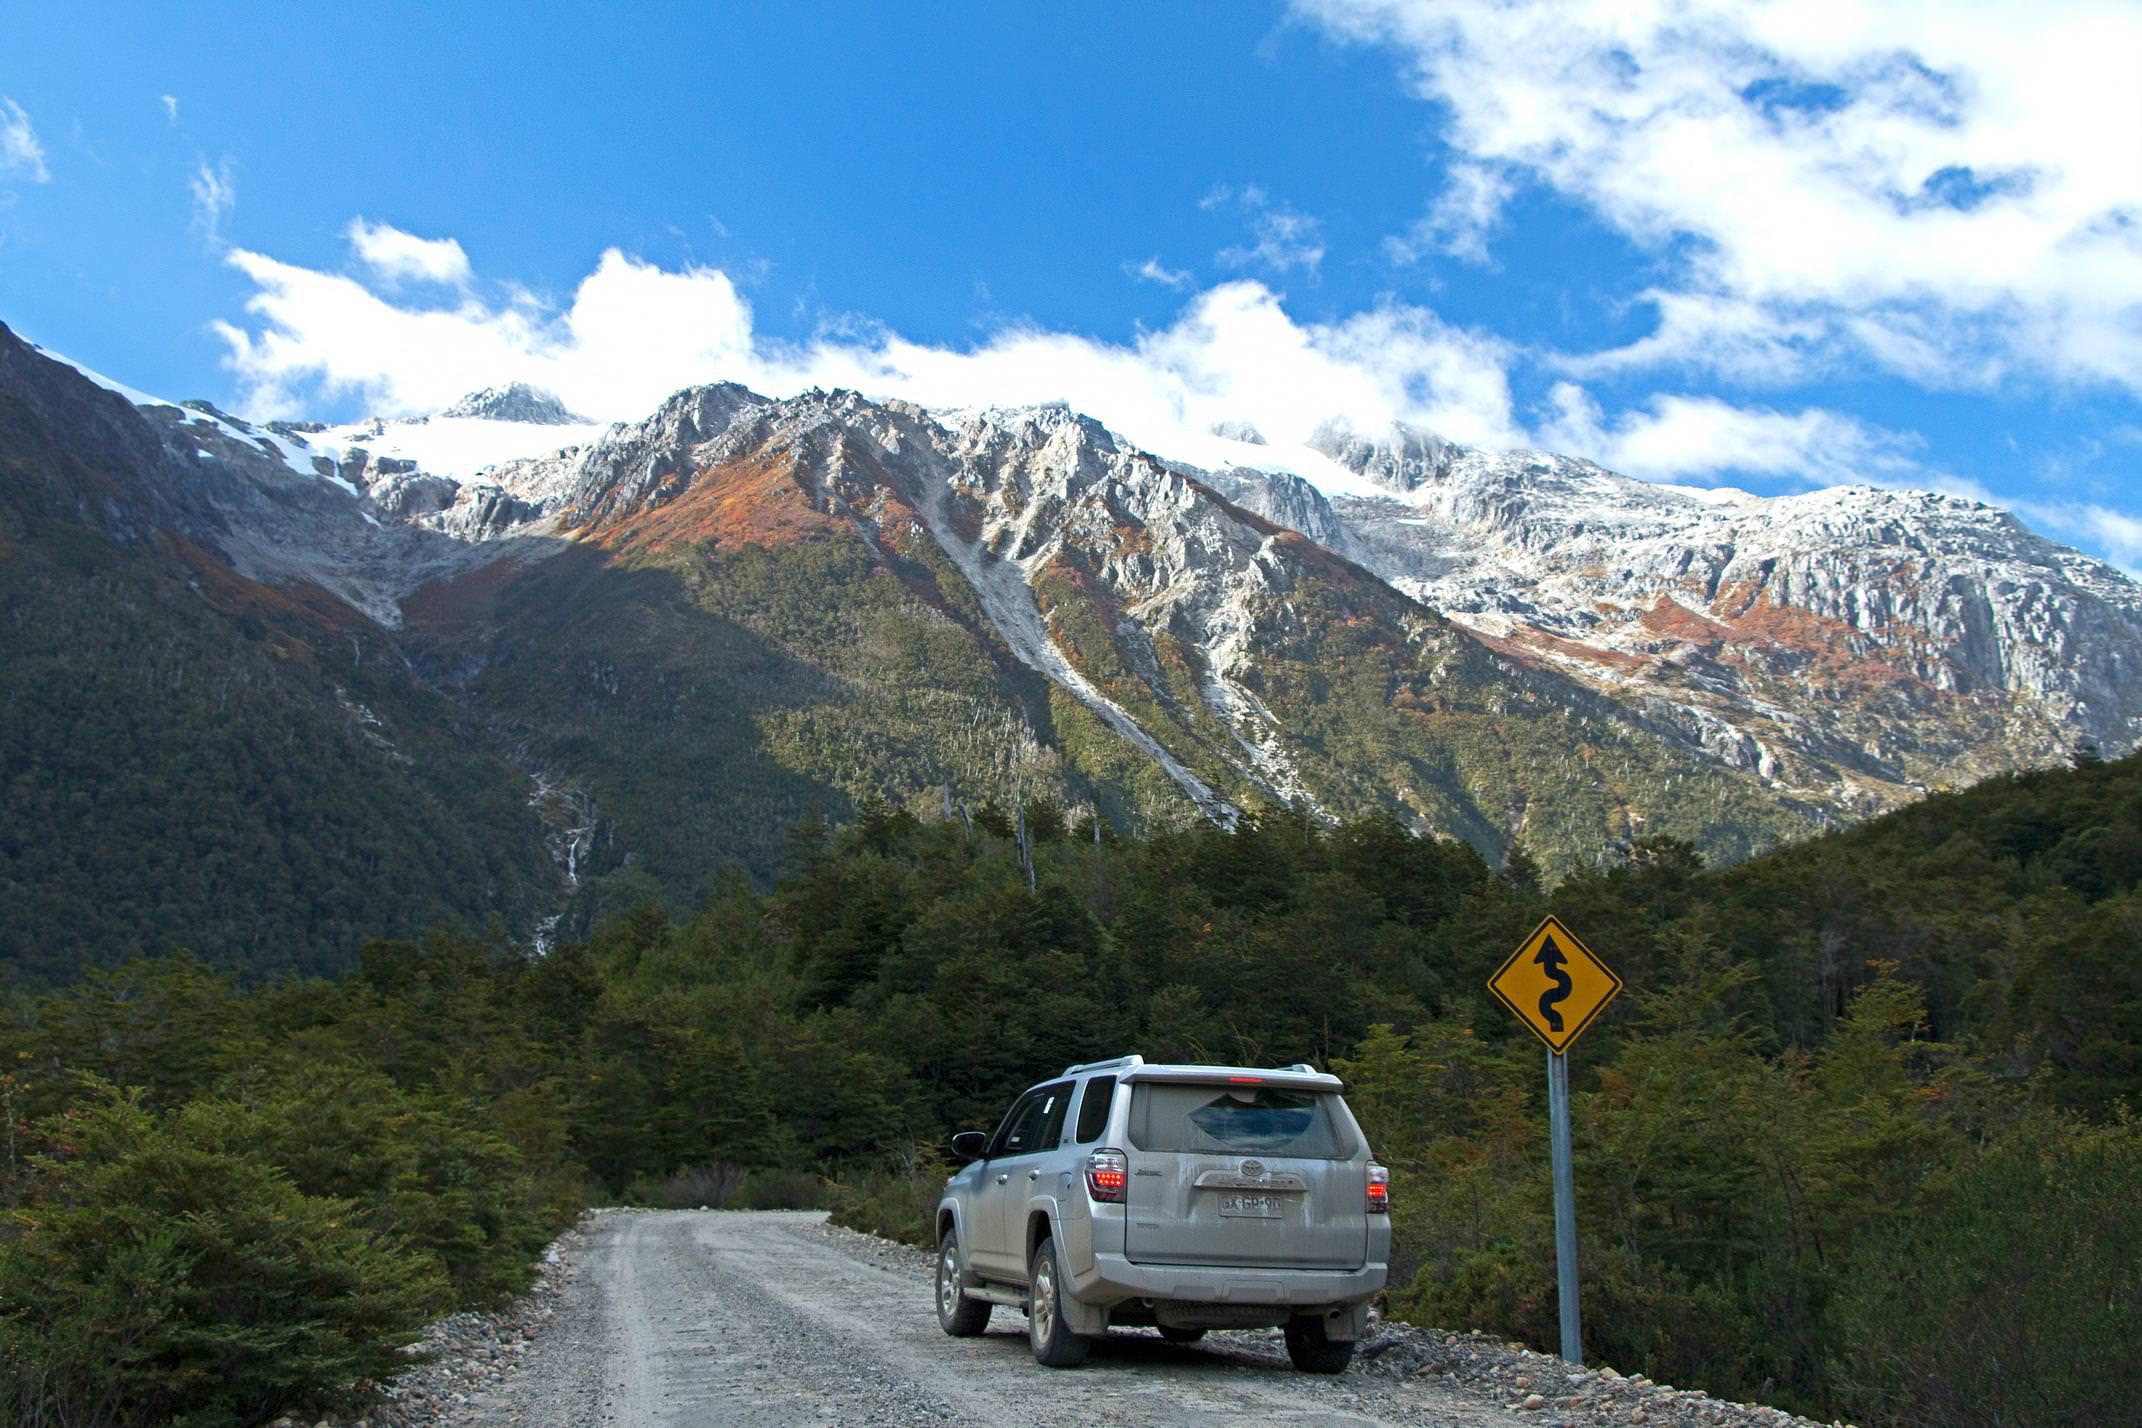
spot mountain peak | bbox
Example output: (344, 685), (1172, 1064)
(1309, 419), (1456, 493)
(440, 383), (585, 425)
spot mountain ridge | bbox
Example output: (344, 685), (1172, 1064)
(5, 318), (2135, 972)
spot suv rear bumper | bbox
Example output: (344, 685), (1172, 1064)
(1070, 1250), (1388, 1309)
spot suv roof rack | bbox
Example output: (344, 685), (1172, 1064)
(1284, 1062), (1316, 1074)
(1060, 1053), (1145, 1077)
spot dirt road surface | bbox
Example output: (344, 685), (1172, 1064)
(441, 1209), (1544, 1428)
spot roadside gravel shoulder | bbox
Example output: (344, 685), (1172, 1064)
(807, 1217), (1856, 1428)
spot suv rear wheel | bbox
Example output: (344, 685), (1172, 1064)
(1283, 1314), (1355, 1374)
(935, 1228), (991, 1336)
(1026, 1241), (1089, 1367)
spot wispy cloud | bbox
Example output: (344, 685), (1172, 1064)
(0, 98), (50, 183)
(1207, 185), (1326, 277)
(1294, 0), (2142, 396)
(160, 94), (179, 125)
(1130, 256), (1192, 288)
(1540, 382), (1926, 488)
(1386, 162), (1512, 266)
(190, 156), (235, 241)
(346, 217), (470, 286)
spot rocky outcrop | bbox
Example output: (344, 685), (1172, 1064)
(441, 382), (586, 425)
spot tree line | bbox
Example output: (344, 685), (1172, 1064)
(4, 752), (2140, 1425)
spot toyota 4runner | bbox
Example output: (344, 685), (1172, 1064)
(934, 1055), (1390, 1370)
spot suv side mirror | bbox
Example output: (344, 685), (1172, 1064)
(949, 1130), (989, 1163)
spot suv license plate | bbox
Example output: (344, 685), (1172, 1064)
(1219, 1194), (1282, 1219)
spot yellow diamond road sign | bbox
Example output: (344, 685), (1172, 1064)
(1489, 915), (1623, 1055)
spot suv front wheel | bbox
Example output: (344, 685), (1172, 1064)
(935, 1228), (991, 1337)
(1026, 1240), (1090, 1367)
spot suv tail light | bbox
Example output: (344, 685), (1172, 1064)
(1086, 1148), (1128, 1203)
(1366, 1163), (1390, 1214)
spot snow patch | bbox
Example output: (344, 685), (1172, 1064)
(309, 415), (607, 481)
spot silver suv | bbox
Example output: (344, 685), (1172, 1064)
(934, 1055), (1390, 1371)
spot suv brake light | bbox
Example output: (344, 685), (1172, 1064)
(1367, 1163), (1390, 1214)
(1086, 1148), (1128, 1203)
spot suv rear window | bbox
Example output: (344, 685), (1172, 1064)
(1127, 1083), (1354, 1159)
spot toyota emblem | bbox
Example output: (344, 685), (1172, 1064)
(1240, 1159), (1266, 1179)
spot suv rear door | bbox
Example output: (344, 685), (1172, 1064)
(972, 1080), (1073, 1277)
(1122, 1078), (1368, 1271)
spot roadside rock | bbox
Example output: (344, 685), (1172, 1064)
(285, 1211), (614, 1428)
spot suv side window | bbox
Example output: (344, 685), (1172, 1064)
(1072, 1075), (1117, 1143)
(994, 1080), (1073, 1157)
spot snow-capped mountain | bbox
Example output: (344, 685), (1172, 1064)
(1213, 425), (2142, 808)
(14, 321), (2139, 877)
(440, 382), (587, 425)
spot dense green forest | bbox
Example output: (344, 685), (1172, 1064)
(3, 752), (2139, 1426)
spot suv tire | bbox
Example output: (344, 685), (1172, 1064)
(1283, 1315), (1355, 1374)
(935, 1228), (991, 1337)
(1027, 1240), (1090, 1367)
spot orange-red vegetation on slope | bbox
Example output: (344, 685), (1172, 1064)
(590, 451), (839, 553)
(168, 533), (372, 640)
(1511, 623), (1647, 671)
(1704, 581), (1928, 690)
(1639, 594), (1734, 644)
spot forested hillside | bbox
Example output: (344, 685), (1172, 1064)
(3, 752), (2139, 1426)
(0, 336), (558, 983)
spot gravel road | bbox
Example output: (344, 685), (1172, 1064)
(437, 1208), (1545, 1428)
(397, 1209), (1845, 1428)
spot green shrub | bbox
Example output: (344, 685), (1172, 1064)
(737, 1166), (825, 1210)
(1828, 1116), (2142, 1428)
(0, 1087), (443, 1428)
(826, 1146), (950, 1247)
(222, 1059), (565, 1306)
(623, 1162), (755, 1208)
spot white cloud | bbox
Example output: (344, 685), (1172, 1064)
(1130, 256), (1192, 288)
(1293, 0), (2142, 395)
(346, 217), (471, 286)
(0, 98), (49, 183)
(1208, 186), (1327, 277)
(214, 244), (757, 422)
(1558, 291), (1830, 386)
(160, 94), (179, 124)
(1540, 382), (1924, 487)
(190, 157), (235, 241)
(1386, 162), (1513, 265)
(212, 228), (1522, 458)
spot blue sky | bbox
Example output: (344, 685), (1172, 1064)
(3, 0), (2140, 569)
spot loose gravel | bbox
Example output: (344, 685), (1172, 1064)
(301, 1210), (1861, 1428)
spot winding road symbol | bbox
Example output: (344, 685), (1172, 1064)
(1534, 936), (1573, 1033)
(1488, 915), (1623, 1054)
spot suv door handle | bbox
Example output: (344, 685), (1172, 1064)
(995, 1174), (1008, 1185)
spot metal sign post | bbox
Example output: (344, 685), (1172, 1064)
(1547, 1047), (1580, 1363)
(1487, 915), (1621, 1367)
